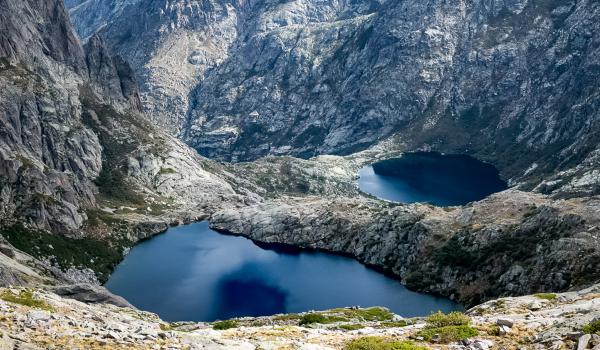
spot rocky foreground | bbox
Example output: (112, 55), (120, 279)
(0, 283), (598, 350)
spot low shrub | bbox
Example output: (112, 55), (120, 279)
(417, 311), (477, 343)
(379, 320), (409, 328)
(344, 337), (426, 350)
(583, 320), (600, 335)
(212, 320), (238, 330)
(425, 311), (471, 328)
(299, 313), (328, 325)
(417, 325), (478, 343)
(159, 323), (172, 331)
(338, 324), (364, 331)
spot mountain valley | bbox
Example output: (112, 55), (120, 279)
(0, 0), (599, 348)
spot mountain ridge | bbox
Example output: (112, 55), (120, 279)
(67, 0), (600, 187)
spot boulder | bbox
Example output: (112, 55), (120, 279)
(579, 334), (592, 350)
(496, 318), (514, 328)
(52, 284), (133, 308)
(472, 339), (494, 350)
(529, 301), (543, 311)
(498, 325), (511, 336)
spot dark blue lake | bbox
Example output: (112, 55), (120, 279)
(105, 221), (461, 322)
(358, 152), (507, 206)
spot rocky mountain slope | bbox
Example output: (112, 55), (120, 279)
(67, 0), (600, 186)
(0, 0), (244, 283)
(0, 282), (598, 349)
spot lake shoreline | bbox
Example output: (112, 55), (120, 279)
(106, 221), (462, 322)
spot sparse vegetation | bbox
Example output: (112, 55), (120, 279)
(425, 311), (471, 328)
(299, 313), (348, 325)
(416, 311), (477, 343)
(333, 307), (395, 322)
(0, 224), (130, 282)
(213, 320), (238, 330)
(158, 167), (177, 175)
(338, 324), (364, 331)
(84, 208), (125, 228)
(15, 155), (35, 171)
(379, 320), (410, 328)
(297, 308), (394, 326)
(94, 167), (144, 205)
(417, 325), (478, 343)
(80, 88), (160, 206)
(273, 313), (301, 321)
(582, 320), (600, 335)
(0, 290), (53, 311)
(344, 337), (427, 350)
(534, 293), (557, 301)
(159, 323), (172, 331)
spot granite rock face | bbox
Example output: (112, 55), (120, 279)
(68, 0), (600, 184)
(1, 0), (101, 234)
(0, 0), (238, 285)
(0, 0), (236, 237)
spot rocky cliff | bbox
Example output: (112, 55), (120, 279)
(0, 0), (241, 283)
(67, 0), (600, 186)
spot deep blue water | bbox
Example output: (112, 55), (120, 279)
(358, 152), (507, 206)
(105, 222), (461, 322)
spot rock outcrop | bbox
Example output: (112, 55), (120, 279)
(0, 284), (598, 349)
(210, 189), (600, 305)
(52, 283), (133, 308)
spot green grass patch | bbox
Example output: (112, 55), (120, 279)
(0, 224), (131, 282)
(334, 307), (395, 322)
(417, 325), (478, 343)
(534, 293), (557, 300)
(213, 320), (238, 330)
(425, 311), (471, 328)
(299, 313), (348, 325)
(416, 311), (477, 343)
(583, 320), (600, 335)
(379, 320), (410, 328)
(344, 337), (427, 350)
(338, 324), (365, 331)
(0, 290), (53, 311)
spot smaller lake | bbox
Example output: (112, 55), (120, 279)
(358, 152), (507, 206)
(105, 222), (461, 322)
